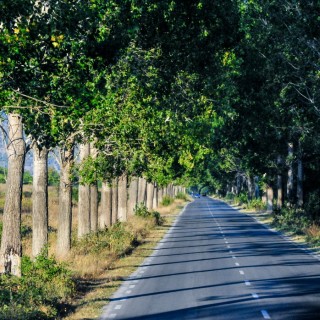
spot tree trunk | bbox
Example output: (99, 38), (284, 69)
(112, 178), (118, 224)
(138, 177), (147, 206)
(0, 113), (25, 276)
(56, 145), (74, 258)
(100, 181), (112, 228)
(287, 142), (294, 201)
(153, 185), (158, 209)
(247, 174), (253, 200)
(146, 182), (154, 211)
(90, 183), (98, 232)
(90, 142), (98, 232)
(277, 155), (283, 209)
(297, 157), (303, 207)
(32, 143), (48, 258)
(254, 176), (260, 199)
(127, 176), (138, 216)
(267, 186), (274, 212)
(158, 187), (163, 205)
(118, 174), (127, 222)
(78, 143), (91, 238)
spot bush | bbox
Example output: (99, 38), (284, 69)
(23, 171), (33, 185)
(161, 195), (174, 206)
(247, 199), (266, 211)
(134, 204), (163, 226)
(0, 252), (75, 319)
(48, 168), (60, 187)
(176, 192), (188, 201)
(234, 193), (248, 205)
(225, 192), (235, 200)
(272, 207), (311, 234)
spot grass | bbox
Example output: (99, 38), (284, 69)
(64, 197), (189, 319)
(0, 184), (190, 319)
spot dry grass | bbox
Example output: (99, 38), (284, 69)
(0, 184), (190, 319)
(305, 223), (320, 239)
(64, 199), (189, 320)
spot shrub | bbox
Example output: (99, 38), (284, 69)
(225, 192), (234, 200)
(272, 207), (311, 234)
(247, 199), (266, 211)
(134, 204), (163, 226)
(0, 252), (75, 319)
(161, 195), (174, 206)
(176, 192), (188, 201)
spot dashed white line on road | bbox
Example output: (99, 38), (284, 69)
(226, 241), (229, 244)
(129, 285), (135, 289)
(227, 245), (231, 248)
(115, 305), (122, 310)
(245, 281), (251, 286)
(232, 255), (236, 259)
(229, 250), (233, 254)
(252, 293), (259, 299)
(239, 270), (244, 275)
(261, 310), (271, 319)
(109, 314), (117, 318)
(235, 262), (240, 266)
(125, 290), (132, 294)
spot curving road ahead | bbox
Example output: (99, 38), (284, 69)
(100, 197), (320, 320)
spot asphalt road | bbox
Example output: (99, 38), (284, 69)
(100, 197), (320, 320)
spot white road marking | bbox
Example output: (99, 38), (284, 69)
(239, 270), (244, 275)
(139, 271), (145, 274)
(125, 290), (132, 294)
(109, 314), (117, 318)
(252, 293), (259, 299)
(227, 245), (231, 248)
(115, 305), (122, 310)
(226, 241), (229, 244)
(245, 281), (251, 286)
(129, 285), (135, 289)
(261, 310), (271, 319)
(235, 262), (240, 266)
(232, 255), (236, 259)
(229, 250), (233, 254)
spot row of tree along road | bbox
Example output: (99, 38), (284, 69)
(1, 1), (320, 277)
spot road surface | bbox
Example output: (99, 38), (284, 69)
(100, 197), (320, 319)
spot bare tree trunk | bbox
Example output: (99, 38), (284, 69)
(247, 174), (253, 200)
(0, 114), (25, 276)
(56, 145), (74, 258)
(118, 174), (127, 222)
(158, 187), (163, 204)
(90, 183), (98, 232)
(153, 184), (158, 208)
(138, 177), (147, 206)
(112, 178), (118, 224)
(146, 182), (154, 211)
(99, 181), (112, 228)
(78, 143), (91, 238)
(267, 186), (274, 212)
(90, 142), (98, 232)
(128, 176), (138, 216)
(297, 157), (303, 207)
(32, 143), (48, 258)
(277, 155), (283, 209)
(254, 176), (260, 199)
(287, 142), (294, 201)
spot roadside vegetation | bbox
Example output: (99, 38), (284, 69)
(0, 184), (189, 319)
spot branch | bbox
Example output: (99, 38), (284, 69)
(12, 89), (68, 108)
